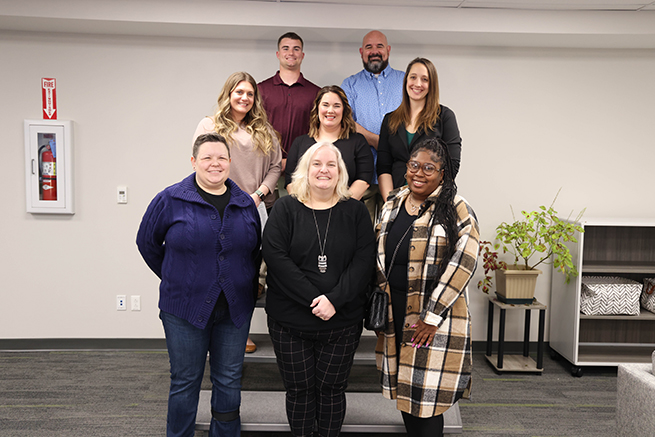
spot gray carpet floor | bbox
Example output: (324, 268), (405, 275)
(0, 349), (616, 436)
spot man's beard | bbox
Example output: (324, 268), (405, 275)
(363, 56), (388, 74)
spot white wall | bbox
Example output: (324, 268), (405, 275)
(1, 23), (654, 341)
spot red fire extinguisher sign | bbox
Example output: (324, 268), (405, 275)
(42, 78), (57, 120)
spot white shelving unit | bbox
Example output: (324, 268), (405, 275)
(549, 218), (655, 376)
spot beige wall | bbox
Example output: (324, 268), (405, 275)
(1, 13), (655, 341)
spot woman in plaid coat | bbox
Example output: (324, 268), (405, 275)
(374, 138), (479, 436)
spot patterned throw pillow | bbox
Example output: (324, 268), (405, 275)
(580, 276), (641, 316)
(640, 278), (655, 314)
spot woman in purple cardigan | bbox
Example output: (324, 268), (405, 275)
(137, 133), (261, 437)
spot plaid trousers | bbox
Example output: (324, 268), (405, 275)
(268, 317), (362, 437)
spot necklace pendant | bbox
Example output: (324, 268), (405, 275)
(318, 255), (327, 273)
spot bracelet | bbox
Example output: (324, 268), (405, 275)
(255, 189), (265, 200)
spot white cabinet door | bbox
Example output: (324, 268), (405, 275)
(24, 120), (74, 214)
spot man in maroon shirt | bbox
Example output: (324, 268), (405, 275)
(252, 33), (320, 354)
(258, 32), (321, 197)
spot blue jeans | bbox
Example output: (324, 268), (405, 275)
(160, 303), (252, 437)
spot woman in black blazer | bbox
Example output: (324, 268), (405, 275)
(377, 57), (462, 201)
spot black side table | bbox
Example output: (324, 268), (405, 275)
(485, 296), (547, 373)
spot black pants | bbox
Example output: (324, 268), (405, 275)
(391, 286), (408, 352)
(402, 411), (444, 436)
(268, 317), (362, 437)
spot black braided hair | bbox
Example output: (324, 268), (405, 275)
(412, 138), (459, 294)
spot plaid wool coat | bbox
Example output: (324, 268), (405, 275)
(375, 185), (480, 418)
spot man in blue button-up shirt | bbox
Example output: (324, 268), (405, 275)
(341, 30), (404, 221)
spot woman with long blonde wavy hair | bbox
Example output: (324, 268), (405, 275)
(193, 71), (282, 354)
(193, 71), (282, 211)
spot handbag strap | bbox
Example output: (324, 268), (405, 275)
(381, 217), (416, 284)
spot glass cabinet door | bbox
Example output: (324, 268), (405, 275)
(24, 120), (73, 214)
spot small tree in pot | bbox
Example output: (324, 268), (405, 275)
(478, 191), (585, 303)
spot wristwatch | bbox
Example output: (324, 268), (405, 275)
(255, 189), (265, 200)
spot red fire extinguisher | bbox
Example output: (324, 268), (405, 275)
(39, 144), (57, 201)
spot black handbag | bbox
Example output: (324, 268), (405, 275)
(365, 286), (388, 331)
(366, 215), (415, 331)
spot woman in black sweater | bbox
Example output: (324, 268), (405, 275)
(263, 142), (375, 437)
(285, 85), (374, 200)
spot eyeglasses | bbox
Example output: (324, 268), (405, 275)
(406, 160), (442, 176)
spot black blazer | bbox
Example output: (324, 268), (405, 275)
(376, 104), (462, 189)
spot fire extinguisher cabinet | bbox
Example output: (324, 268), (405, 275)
(24, 119), (74, 214)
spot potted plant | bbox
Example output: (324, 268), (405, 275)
(478, 192), (585, 303)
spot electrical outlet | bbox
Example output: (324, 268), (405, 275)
(117, 295), (127, 311)
(131, 295), (141, 311)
